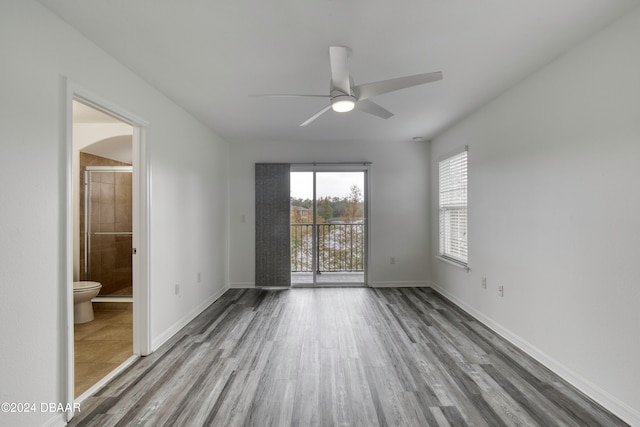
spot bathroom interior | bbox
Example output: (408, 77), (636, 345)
(72, 100), (134, 397)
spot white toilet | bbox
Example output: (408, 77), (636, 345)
(73, 281), (102, 324)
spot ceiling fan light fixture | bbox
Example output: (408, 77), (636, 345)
(331, 95), (356, 113)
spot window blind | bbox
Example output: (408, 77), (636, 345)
(439, 150), (468, 265)
(255, 163), (291, 287)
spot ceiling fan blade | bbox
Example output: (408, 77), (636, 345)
(356, 99), (394, 120)
(300, 105), (332, 127)
(329, 46), (351, 95)
(249, 94), (329, 98)
(355, 71), (443, 101)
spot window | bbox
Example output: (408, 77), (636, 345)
(438, 148), (468, 266)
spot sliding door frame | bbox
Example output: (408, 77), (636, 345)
(290, 163), (371, 287)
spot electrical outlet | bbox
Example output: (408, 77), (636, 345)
(175, 284), (180, 295)
(481, 277), (487, 289)
(197, 272), (202, 283)
(390, 256), (396, 264)
(498, 285), (504, 297)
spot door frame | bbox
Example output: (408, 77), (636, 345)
(64, 80), (151, 421)
(290, 164), (371, 286)
(83, 165), (134, 296)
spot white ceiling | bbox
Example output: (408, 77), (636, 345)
(39, 0), (637, 144)
(73, 100), (133, 163)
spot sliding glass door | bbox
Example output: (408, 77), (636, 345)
(290, 167), (368, 286)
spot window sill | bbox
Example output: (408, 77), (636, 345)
(436, 256), (470, 272)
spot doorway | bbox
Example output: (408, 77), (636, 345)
(66, 83), (150, 420)
(73, 100), (136, 398)
(290, 167), (369, 286)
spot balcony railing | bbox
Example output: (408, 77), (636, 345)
(291, 223), (364, 272)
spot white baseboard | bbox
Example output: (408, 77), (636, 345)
(370, 281), (429, 288)
(229, 282), (255, 289)
(232, 282), (429, 289)
(428, 281), (640, 427)
(151, 285), (229, 351)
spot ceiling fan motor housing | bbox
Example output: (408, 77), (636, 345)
(330, 90), (356, 112)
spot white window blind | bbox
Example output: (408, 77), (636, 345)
(439, 149), (468, 265)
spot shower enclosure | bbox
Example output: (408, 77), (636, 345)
(81, 166), (133, 297)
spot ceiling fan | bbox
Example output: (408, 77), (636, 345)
(250, 46), (443, 126)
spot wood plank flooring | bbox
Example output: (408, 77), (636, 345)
(69, 288), (627, 426)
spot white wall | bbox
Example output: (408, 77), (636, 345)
(429, 7), (640, 424)
(0, 1), (229, 426)
(229, 139), (431, 287)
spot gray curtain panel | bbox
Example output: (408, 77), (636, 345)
(255, 163), (291, 287)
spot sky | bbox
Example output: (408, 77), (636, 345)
(290, 172), (364, 200)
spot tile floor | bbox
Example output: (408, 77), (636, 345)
(74, 302), (132, 397)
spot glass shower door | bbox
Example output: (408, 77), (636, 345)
(83, 166), (133, 297)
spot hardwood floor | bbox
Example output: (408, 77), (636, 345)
(69, 288), (627, 426)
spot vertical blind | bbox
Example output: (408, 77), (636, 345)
(255, 163), (291, 287)
(439, 150), (468, 265)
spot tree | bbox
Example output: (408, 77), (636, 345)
(290, 197), (312, 209)
(331, 197), (346, 218)
(316, 197), (333, 222)
(344, 185), (363, 223)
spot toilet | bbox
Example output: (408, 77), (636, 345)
(73, 281), (102, 324)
